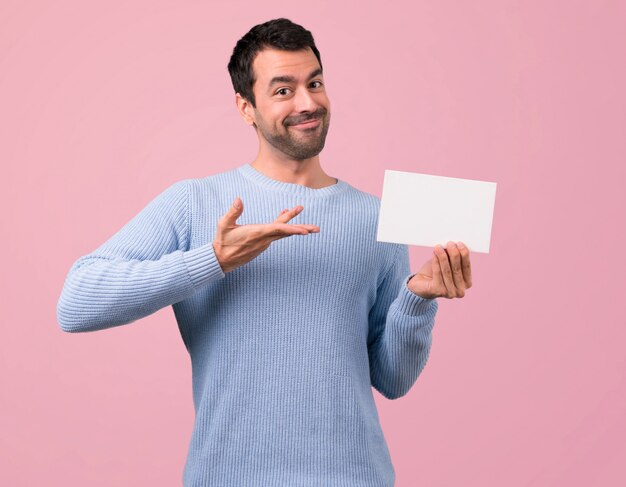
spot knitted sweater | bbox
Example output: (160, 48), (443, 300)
(57, 162), (439, 487)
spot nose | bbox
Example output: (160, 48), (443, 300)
(293, 86), (318, 113)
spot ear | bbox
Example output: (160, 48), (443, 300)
(235, 93), (256, 127)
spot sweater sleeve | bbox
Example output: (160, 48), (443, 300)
(56, 179), (225, 333)
(367, 244), (438, 399)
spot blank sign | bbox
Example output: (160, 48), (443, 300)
(376, 169), (497, 253)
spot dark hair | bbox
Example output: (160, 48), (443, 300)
(227, 18), (323, 108)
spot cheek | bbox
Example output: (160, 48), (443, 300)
(274, 109), (291, 128)
(319, 97), (331, 117)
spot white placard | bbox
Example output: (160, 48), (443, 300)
(376, 169), (497, 253)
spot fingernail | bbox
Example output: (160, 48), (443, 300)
(457, 242), (465, 248)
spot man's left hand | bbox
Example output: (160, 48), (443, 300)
(407, 241), (473, 299)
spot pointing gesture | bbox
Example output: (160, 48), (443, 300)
(408, 241), (473, 299)
(212, 197), (320, 273)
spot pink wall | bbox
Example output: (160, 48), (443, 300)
(2, 1), (625, 485)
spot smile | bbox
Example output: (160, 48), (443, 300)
(291, 118), (321, 129)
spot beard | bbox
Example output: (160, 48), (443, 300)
(255, 108), (330, 161)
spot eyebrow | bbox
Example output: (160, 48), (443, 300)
(268, 67), (323, 88)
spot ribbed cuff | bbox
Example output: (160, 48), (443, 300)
(182, 242), (225, 288)
(397, 273), (438, 315)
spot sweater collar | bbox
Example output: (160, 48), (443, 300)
(237, 163), (349, 197)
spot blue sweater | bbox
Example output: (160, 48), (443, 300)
(57, 162), (438, 487)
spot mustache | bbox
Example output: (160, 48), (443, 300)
(288, 110), (327, 126)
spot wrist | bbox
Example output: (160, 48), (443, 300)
(212, 241), (231, 273)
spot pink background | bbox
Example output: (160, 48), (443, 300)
(2, 1), (625, 485)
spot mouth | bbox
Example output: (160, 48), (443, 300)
(290, 118), (321, 129)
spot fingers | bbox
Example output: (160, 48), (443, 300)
(446, 241), (466, 297)
(434, 244), (458, 298)
(273, 204), (318, 226)
(266, 223), (320, 240)
(431, 253), (444, 292)
(457, 241), (472, 288)
(433, 242), (472, 298)
(271, 205), (320, 237)
(273, 205), (303, 223)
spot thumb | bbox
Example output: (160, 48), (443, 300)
(221, 197), (243, 224)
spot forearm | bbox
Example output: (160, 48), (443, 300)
(56, 243), (224, 333)
(369, 278), (438, 399)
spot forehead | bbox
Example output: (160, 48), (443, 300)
(252, 47), (321, 85)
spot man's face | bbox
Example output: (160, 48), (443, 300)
(248, 47), (331, 161)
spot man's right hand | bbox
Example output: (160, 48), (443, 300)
(212, 197), (320, 273)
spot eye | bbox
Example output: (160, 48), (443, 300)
(311, 80), (323, 88)
(276, 88), (291, 96)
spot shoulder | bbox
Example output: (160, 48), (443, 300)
(340, 186), (392, 248)
(186, 165), (240, 191)
(337, 183), (382, 217)
(346, 184), (407, 267)
(179, 165), (244, 204)
(339, 183), (402, 255)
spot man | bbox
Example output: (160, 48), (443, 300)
(57, 17), (472, 487)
